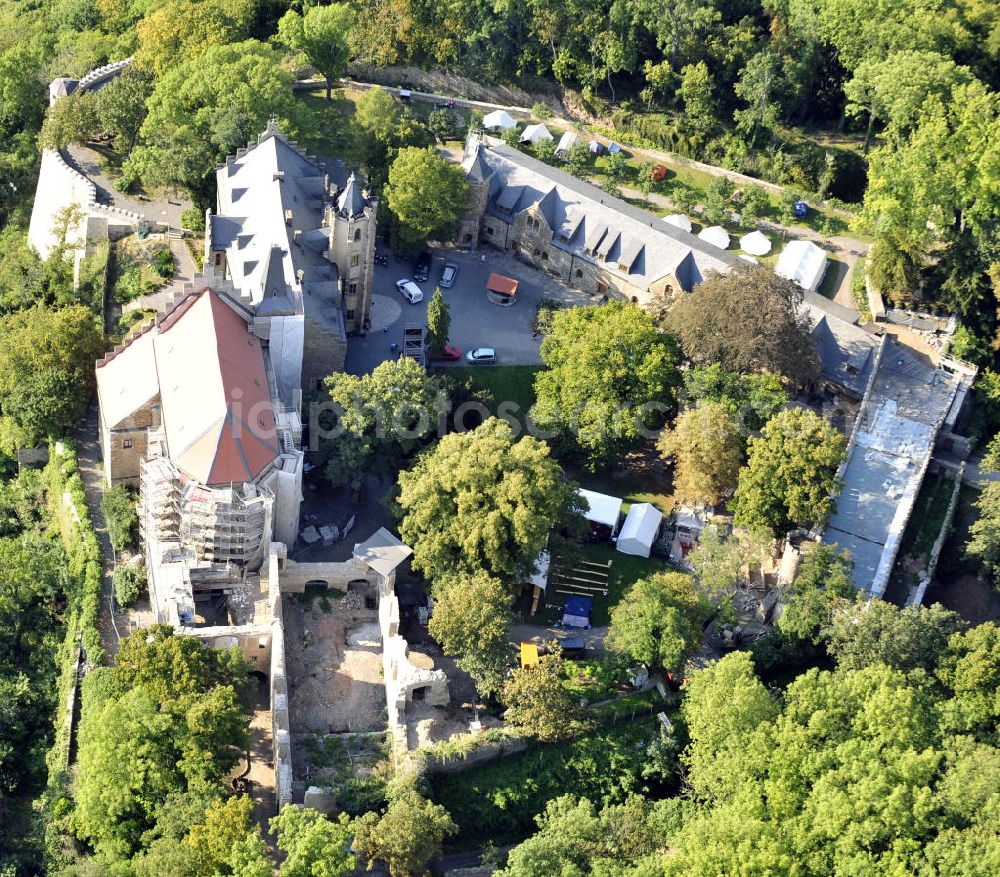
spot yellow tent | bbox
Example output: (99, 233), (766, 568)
(520, 642), (539, 669)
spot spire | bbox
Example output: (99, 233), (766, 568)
(466, 144), (492, 183)
(336, 173), (367, 218)
(262, 115), (284, 139)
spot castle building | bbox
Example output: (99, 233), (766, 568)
(207, 121), (377, 395)
(95, 281), (304, 625)
(458, 132), (738, 310)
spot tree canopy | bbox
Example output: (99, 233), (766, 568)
(501, 652), (579, 742)
(732, 407), (846, 533)
(277, 3), (354, 101)
(665, 264), (821, 386)
(532, 302), (680, 470)
(385, 146), (470, 250)
(352, 791), (457, 877)
(607, 571), (710, 671)
(322, 357), (449, 490)
(396, 417), (584, 581)
(659, 401), (743, 505)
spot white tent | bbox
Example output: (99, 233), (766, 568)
(577, 488), (623, 536)
(555, 131), (579, 155)
(616, 503), (663, 558)
(483, 109), (516, 130)
(739, 230), (772, 256)
(520, 123), (553, 144)
(776, 239), (828, 292)
(661, 214), (693, 233)
(588, 140), (603, 155)
(698, 225), (731, 249)
(529, 549), (551, 592)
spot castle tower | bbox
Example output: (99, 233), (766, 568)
(458, 142), (494, 249)
(325, 173), (377, 333)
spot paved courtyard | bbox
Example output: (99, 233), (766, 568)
(345, 245), (598, 376)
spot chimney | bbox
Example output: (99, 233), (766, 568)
(284, 209), (293, 225)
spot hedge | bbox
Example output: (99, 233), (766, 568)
(38, 440), (106, 869)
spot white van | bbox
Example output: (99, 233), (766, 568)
(396, 279), (424, 304)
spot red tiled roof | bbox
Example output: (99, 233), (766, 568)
(486, 272), (518, 296)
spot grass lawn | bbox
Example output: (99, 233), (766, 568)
(444, 364), (541, 416)
(539, 541), (672, 627)
(899, 472), (958, 564)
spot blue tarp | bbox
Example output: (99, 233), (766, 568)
(562, 596), (592, 629)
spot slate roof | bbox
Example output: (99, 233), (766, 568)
(809, 314), (879, 398)
(464, 140), (737, 291)
(213, 127), (349, 310)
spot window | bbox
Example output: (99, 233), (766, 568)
(485, 226), (494, 235)
(214, 253), (221, 266)
(463, 233), (472, 243)
(122, 438), (133, 449)
(346, 309), (355, 320)
(575, 268), (583, 278)
(348, 282), (358, 295)
(350, 254), (359, 267)
(354, 228), (361, 241)
(597, 281), (608, 294)
(541, 251), (549, 261)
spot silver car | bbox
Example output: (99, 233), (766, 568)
(465, 347), (496, 365)
(440, 262), (458, 288)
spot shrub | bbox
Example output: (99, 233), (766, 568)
(114, 265), (144, 304)
(101, 484), (139, 553)
(531, 101), (553, 119)
(180, 207), (205, 232)
(152, 248), (174, 279)
(113, 563), (146, 607)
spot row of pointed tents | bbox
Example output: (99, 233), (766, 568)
(662, 216), (772, 258)
(482, 112), (622, 157)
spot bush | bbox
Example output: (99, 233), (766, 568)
(531, 101), (553, 119)
(112, 563), (146, 607)
(180, 207), (205, 232)
(152, 248), (174, 279)
(100, 484), (138, 553)
(114, 265), (144, 304)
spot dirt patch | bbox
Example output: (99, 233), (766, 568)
(284, 595), (385, 737)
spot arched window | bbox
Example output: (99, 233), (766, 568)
(353, 228), (361, 241)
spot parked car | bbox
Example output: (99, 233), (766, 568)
(465, 347), (496, 365)
(437, 345), (461, 361)
(396, 279), (424, 304)
(414, 251), (432, 282)
(440, 262), (458, 288)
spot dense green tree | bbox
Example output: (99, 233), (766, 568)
(385, 147), (469, 249)
(133, 795), (270, 877)
(665, 264), (821, 386)
(323, 357), (449, 491)
(271, 805), (354, 877)
(682, 363), (789, 432)
(681, 651), (778, 801)
(532, 302), (679, 469)
(0, 304), (103, 450)
(425, 287), (450, 359)
(937, 622), (1000, 742)
(501, 652), (579, 742)
(734, 50), (783, 145)
(607, 571), (710, 671)
(678, 61), (717, 135)
(658, 401), (743, 505)
(396, 417), (584, 581)
(827, 599), (966, 673)
(967, 481), (1000, 582)
(126, 40), (301, 198)
(38, 89), (100, 149)
(352, 791), (457, 877)
(112, 563), (146, 607)
(135, 0), (257, 74)
(277, 3), (354, 101)
(97, 66), (153, 155)
(732, 407), (846, 533)
(428, 573), (514, 698)
(777, 543), (855, 643)
(73, 628), (250, 862)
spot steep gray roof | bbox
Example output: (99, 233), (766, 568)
(463, 140), (738, 291)
(809, 314), (878, 398)
(336, 172), (368, 218)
